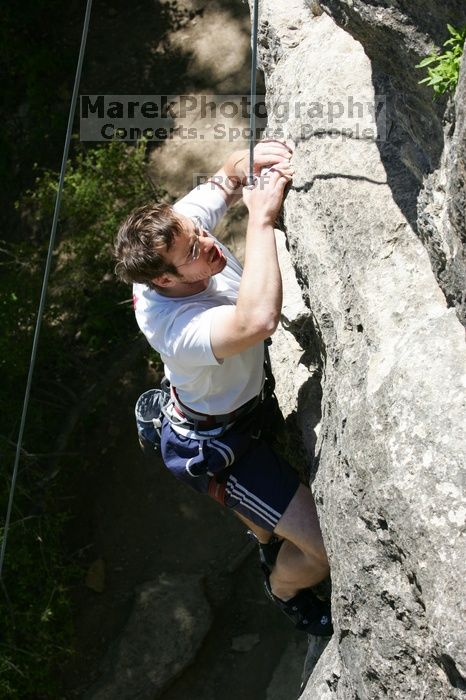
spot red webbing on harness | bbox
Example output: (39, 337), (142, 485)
(208, 477), (226, 505)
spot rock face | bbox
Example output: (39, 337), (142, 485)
(418, 56), (466, 325)
(272, 229), (323, 469)
(258, 1), (466, 698)
(318, 0), (466, 325)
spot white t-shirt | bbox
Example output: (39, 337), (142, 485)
(133, 183), (265, 415)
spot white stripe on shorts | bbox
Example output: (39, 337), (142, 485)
(228, 476), (281, 519)
(226, 477), (281, 528)
(226, 487), (277, 528)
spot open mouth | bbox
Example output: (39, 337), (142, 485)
(210, 245), (221, 264)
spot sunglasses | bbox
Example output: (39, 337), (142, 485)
(176, 216), (203, 268)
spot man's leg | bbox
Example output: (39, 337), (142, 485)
(235, 484), (329, 600)
(162, 421), (330, 607)
(271, 484), (329, 599)
(222, 435), (329, 601)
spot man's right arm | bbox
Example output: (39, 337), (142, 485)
(210, 164), (293, 360)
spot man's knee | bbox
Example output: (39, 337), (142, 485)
(302, 543), (329, 571)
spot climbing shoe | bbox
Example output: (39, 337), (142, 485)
(247, 531), (333, 636)
(263, 571), (333, 637)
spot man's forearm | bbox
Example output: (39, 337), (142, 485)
(206, 150), (249, 207)
(208, 158), (292, 360)
(208, 168), (243, 207)
(235, 214), (283, 336)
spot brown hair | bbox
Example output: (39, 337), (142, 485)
(114, 202), (185, 289)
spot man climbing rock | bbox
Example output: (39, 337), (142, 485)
(114, 141), (333, 636)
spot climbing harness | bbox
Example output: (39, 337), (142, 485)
(169, 387), (263, 432)
(0, 0), (93, 581)
(135, 339), (276, 453)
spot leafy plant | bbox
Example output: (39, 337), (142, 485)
(23, 139), (163, 354)
(417, 24), (466, 95)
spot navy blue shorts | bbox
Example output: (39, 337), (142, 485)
(160, 419), (300, 532)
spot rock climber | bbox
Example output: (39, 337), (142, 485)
(114, 140), (333, 635)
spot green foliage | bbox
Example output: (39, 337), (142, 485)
(1, 140), (161, 457)
(417, 24), (466, 95)
(21, 139), (161, 355)
(0, 510), (79, 700)
(0, 140), (163, 698)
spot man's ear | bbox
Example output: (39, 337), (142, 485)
(151, 273), (177, 288)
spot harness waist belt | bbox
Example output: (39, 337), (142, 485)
(171, 387), (261, 429)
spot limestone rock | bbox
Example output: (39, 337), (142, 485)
(448, 54), (466, 252)
(257, 1), (466, 698)
(318, 0), (466, 324)
(85, 575), (212, 700)
(271, 229), (322, 464)
(299, 637), (343, 699)
(418, 55), (466, 325)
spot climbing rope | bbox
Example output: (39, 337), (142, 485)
(0, 0), (93, 581)
(248, 0), (260, 185)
